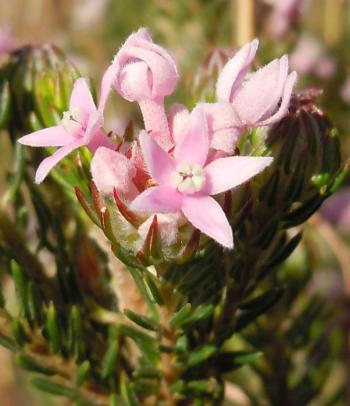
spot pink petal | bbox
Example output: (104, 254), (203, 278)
(205, 156), (273, 195)
(35, 138), (86, 184)
(130, 186), (182, 213)
(182, 194), (233, 248)
(174, 106), (209, 166)
(216, 39), (259, 103)
(233, 56), (289, 125)
(87, 130), (115, 154)
(167, 103), (190, 144)
(18, 126), (75, 147)
(258, 71), (297, 126)
(98, 63), (118, 114)
(204, 102), (242, 153)
(116, 46), (178, 100)
(138, 99), (172, 150)
(120, 28), (179, 90)
(84, 110), (104, 144)
(91, 147), (138, 199)
(118, 60), (152, 101)
(258, 56), (289, 121)
(69, 78), (96, 118)
(139, 131), (175, 186)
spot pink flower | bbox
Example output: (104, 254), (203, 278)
(130, 106), (273, 248)
(18, 77), (114, 183)
(216, 40), (297, 129)
(112, 28), (179, 150)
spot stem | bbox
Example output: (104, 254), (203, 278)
(231, 0), (255, 46)
(158, 284), (179, 405)
(138, 99), (172, 151)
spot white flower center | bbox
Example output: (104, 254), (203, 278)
(170, 163), (206, 194)
(61, 106), (85, 136)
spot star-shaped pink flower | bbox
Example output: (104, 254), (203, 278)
(130, 106), (273, 248)
(18, 76), (114, 183)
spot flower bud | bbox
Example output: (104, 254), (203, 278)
(114, 28), (179, 102)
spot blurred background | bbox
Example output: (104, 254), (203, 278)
(0, 0), (350, 404)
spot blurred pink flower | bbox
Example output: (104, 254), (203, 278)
(341, 75), (350, 104)
(18, 77), (114, 183)
(130, 106), (273, 248)
(112, 28), (179, 150)
(290, 35), (336, 79)
(0, 27), (14, 56)
(267, 0), (307, 37)
(320, 188), (350, 233)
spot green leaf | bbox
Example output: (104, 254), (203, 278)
(27, 281), (43, 326)
(46, 302), (62, 354)
(0, 334), (17, 351)
(187, 344), (217, 367)
(182, 304), (215, 327)
(11, 261), (29, 318)
(170, 303), (192, 327)
(215, 351), (263, 373)
(68, 305), (84, 360)
(144, 276), (164, 305)
(124, 309), (159, 332)
(236, 289), (284, 332)
(0, 81), (10, 129)
(76, 360), (91, 386)
(127, 267), (159, 321)
(15, 353), (56, 375)
(120, 373), (138, 406)
(132, 366), (162, 379)
(11, 319), (29, 346)
(101, 341), (119, 380)
(239, 288), (284, 312)
(31, 377), (79, 400)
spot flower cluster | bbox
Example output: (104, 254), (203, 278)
(18, 28), (297, 249)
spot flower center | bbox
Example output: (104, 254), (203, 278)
(61, 107), (85, 136)
(170, 163), (206, 194)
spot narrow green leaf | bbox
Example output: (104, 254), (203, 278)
(120, 373), (138, 406)
(187, 344), (217, 367)
(27, 282), (43, 325)
(182, 304), (215, 327)
(15, 353), (56, 375)
(132, 366), (162, 379)
(76, 360), (91, 386)
(124, 309), (159, 332)
(11, 319), (29, 346)
(127, 267), (159, 321)
(31, 377), (79, 399)
(46, 302), (61, 354)
(144, 276), (164, 305)
(101, 341), (119, 380)
(215, 351), (263, 373)
(170, 303), (192, 327)
(0, 334), (17, 351)
(11, 261), (29, 318)
(239, 288), (284, 312)
(236, 289), (284, 331)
